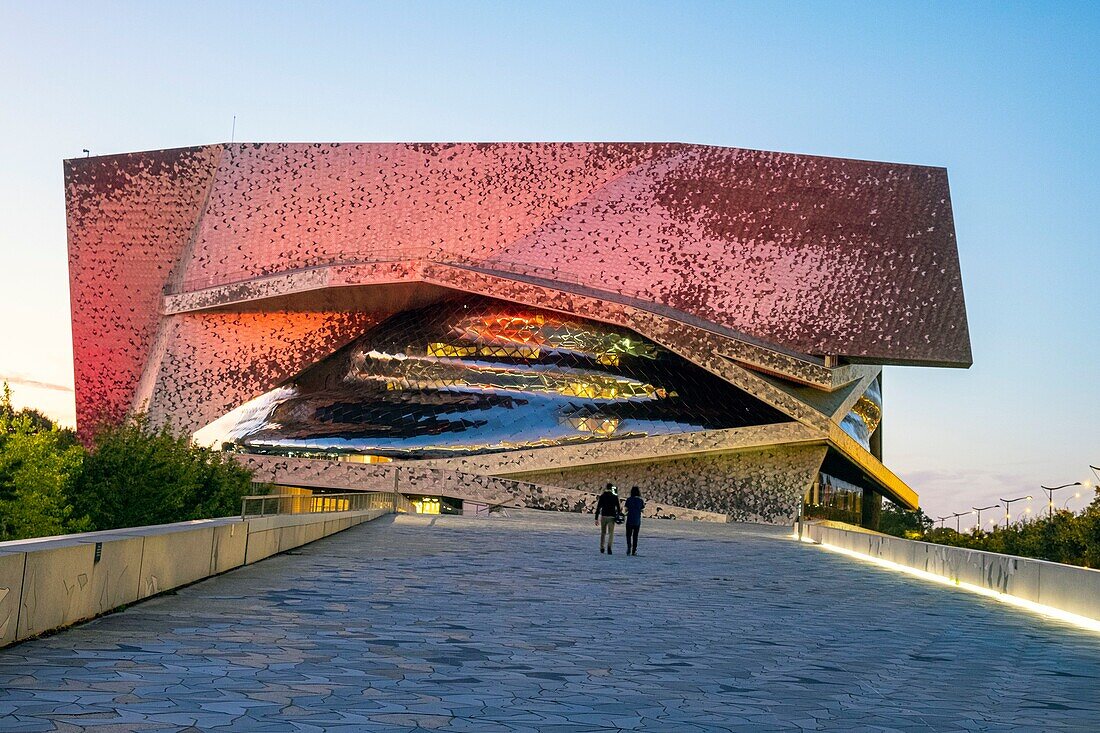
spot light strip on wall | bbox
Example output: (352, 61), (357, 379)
(794, 534), (1100, 635)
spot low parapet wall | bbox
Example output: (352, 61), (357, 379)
(805, 522), (1100, 625)
(0, 508), (390, 648)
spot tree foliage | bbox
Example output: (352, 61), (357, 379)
(72, 413), (255, 531)
(879, 489), (1100, 569)
(878, 501), (933, 539)
(0, 384), (89, 540)
(0, 384), (258, 540)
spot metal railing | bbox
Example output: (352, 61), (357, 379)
(474, 502), (510, 518)
(163, 251), (819, 368)
(166, 250), (660, 310)
(241, 491), (416, 519)
(168, 249), (432, 294)
(393, 493), (418, 514)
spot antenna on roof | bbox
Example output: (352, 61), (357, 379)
(82, 149), (90, 158)
(230, 115), (236, 144)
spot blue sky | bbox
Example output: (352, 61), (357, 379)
(1, 1), (1097, 522)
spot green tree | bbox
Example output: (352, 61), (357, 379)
(72, 413), (255, 530)
(878, 501), (933, 538)
(906, 486), (1100, 569)
(1074, 488), (1100, 568)
(0, 383), (89, 541)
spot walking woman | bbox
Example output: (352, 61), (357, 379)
(624, 486), (645, 556)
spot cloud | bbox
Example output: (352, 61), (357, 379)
(900, 465), (1097, 526)
(0, 375), (74, 393)
(901, 467), (1022, 490)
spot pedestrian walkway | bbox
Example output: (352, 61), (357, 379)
(1, 511), (1098, 731)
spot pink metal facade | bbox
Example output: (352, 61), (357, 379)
(64, 142), (971, 519)
(65, 142), (970, 435)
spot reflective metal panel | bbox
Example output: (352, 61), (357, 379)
(840, 377), (882, 450)
(212, 297), (791, 458)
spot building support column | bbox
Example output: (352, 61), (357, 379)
(861, 488), (882, 530)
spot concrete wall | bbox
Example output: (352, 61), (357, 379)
(805, 522), (1100, 624)
(239, 454), (727, 522)
(0, 507), (390, 648)
(513, 444), (828, 524)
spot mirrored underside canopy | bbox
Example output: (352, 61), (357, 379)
(210, 296), (793, 458)
(840, 377), (882, 451)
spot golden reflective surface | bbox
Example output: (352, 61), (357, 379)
(840, 378), (882, 450)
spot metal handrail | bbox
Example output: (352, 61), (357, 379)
(165, 250), (658, 306)
(392, 493), (418, 514)
(163, 252), (822, 370)
(474, 501), (510, 517)
(241, 490), (416, 519)
(169, 249), (432, 294)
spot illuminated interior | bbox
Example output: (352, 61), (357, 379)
(804, 472), (865, 523)
(210, 296), (792, 458)
(410, 496), (441, 514)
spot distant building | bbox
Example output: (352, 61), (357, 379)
(65, 143), (970, 525)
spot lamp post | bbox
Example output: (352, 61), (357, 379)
(1000, 495), (1032, 527)
(1041, 483), (1084, 518)
(935, 516), (947, 529)
(949, 511), (970, 533)
(972, 504), (998, 531)
(1063, 491), (1083, 510)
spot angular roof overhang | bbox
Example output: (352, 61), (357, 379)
(69, 141), (972, 368)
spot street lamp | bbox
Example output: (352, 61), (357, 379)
(935, 516), (948, 529)
(972, 504), (999, 530)
(949, 510), (970, 533)
(1041, 483), (1084, 519)
(1000, 495), (1032, 527)
(1063, 491), (1083, 510)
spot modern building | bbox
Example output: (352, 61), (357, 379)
(65, 143), (970, 525)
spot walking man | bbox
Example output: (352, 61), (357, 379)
(595, 483), (621, 554)
(625, 486), (645, 555)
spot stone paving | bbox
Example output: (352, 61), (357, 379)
(1, 510), (1099, 732)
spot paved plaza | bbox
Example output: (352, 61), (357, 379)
(1, 511), (1099, 732)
